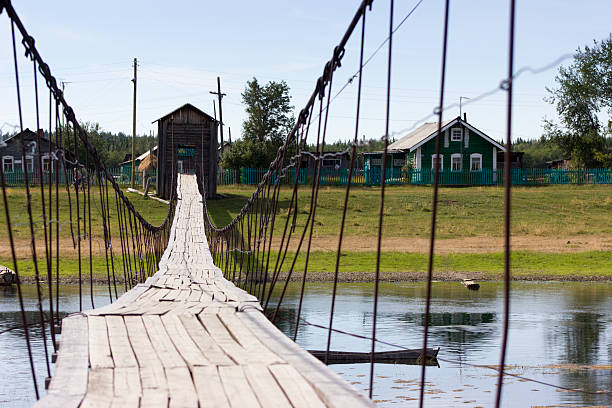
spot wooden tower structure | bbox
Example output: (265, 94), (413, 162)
(154, 103), (218, 199)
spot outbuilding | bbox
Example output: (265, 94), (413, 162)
(153, 104), (218, 199)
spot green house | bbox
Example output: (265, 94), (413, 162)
(389, 116), (505, 172)
(362, 116), (506, 185)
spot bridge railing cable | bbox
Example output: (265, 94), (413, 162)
(199, 0), (525, 404)
(0, 0), (177, 398)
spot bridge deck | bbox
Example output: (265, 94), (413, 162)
(38, 175), (372, 408)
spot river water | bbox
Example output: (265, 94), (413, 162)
(1, 282), (611, 407)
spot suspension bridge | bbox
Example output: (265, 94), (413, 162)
(40, 174), (371, 407)
(2, 0), (611, 406)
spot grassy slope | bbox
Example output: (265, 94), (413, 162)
(213, 184), (612, 238)
(3, 184), (611, 279)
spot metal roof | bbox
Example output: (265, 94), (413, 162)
(388, 117), (505, 152)
(387, 120), (453, 151)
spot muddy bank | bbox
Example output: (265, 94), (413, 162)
(17, 270), (612, 284)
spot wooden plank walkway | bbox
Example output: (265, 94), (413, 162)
(38, 175), (373, 408)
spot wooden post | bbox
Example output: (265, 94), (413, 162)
(131, 58), (137, 189)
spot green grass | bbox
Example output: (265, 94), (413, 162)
(211, 184), (612, 238)
(216, 250), (612, 279)
(7, 250), (612, 280)
(0, 187), (169, 241)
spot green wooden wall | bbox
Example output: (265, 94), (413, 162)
(409, 124), (498, 170)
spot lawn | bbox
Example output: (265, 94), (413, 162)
(210, 184), (612, 239)
(2, 183), (611, 280)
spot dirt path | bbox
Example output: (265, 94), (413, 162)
(3, 234), (610, 259)
(273, 234), (612, 254)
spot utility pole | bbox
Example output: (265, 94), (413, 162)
(209, 77), (226, 155)
(131, 58), (137, 189)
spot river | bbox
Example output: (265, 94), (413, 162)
(1, 281), (610, 407)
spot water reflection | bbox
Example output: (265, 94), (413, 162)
(1, 282), (610, 407)
(267, 281), (612, 407)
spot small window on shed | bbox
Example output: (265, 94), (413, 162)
(451, 128), (462, 142)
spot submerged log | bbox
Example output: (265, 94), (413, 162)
(308, 347), (440, 365)
(462, 279), (480, 290)
(0, 267), (16, 286)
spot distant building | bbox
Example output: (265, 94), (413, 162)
(154, 104), (218, 199)
(497, 151), (524, 169)
(300, 151), (351, 170)
(120, 147), (157, 180)
(0, 128), (66, 174)
(546, 158), (571, 170)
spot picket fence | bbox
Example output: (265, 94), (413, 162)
(217, 167), (612, 186)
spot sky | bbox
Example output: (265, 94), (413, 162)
(1, 0), (611, 145)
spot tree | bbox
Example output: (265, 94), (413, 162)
(222, 78), (294, 169)
(542, 36), (612, 167)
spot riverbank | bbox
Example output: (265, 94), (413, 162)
(6, 249), (612, 283)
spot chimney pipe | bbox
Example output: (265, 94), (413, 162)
(463, 112), (467, 122)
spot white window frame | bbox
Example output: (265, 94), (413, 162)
(42, 155), (53, 172)
(451, 153), (462, 171)
(24, 155), (34, 172)
(2, 156), (14, 173)
(451, 128), (462, 142)
(431, 154), (443, 170)
(470, 153), (482, 171)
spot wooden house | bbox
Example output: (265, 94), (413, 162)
(300, 151), (351, 170)
(390, 116), (505, 172)
(154, 104), (218, 199)
(1, 128), (64, 174)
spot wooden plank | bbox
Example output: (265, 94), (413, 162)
(114, 367), (141, 398)
(177, 313), (234, 366)
(161, 313), (210, 368)
(80, 368), (114, 408)
(110, 396), (140, 408)
(269, 364), (326, 408)
(198, 313), (251, 365)
(218, 311), (284, 364)
(105, 316), (138, 368)
(238, 310), (374, 407)
(218, 366), (261, 408)
(243, 365), (292, 408)
(192, 366), (230, 408)
(140, 389), (169, 408)
(88, 315), (114, 369)
(166, 367), (198, 408)
(46, 314), (89, 398)
(142, 315), (186, 369)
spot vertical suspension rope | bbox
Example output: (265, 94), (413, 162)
(419, 0), (450, 406)
(370, 0), (393, 398)
(495, 1), (516, 406)
(327, 7), (367, 366)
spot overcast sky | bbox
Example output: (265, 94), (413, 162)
(1, 0), (611, 144)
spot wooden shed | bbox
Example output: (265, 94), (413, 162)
(153, 104), (218, 199)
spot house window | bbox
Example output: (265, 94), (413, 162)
(42, 156), (52, 172)
(431, 154), (443, 170)
(451, 153), (462, 171)
(2, 156), (14, 173)
(24, 156), (34, 172)
(470, 153), (482, 171)
(451, 128), (462, 142)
